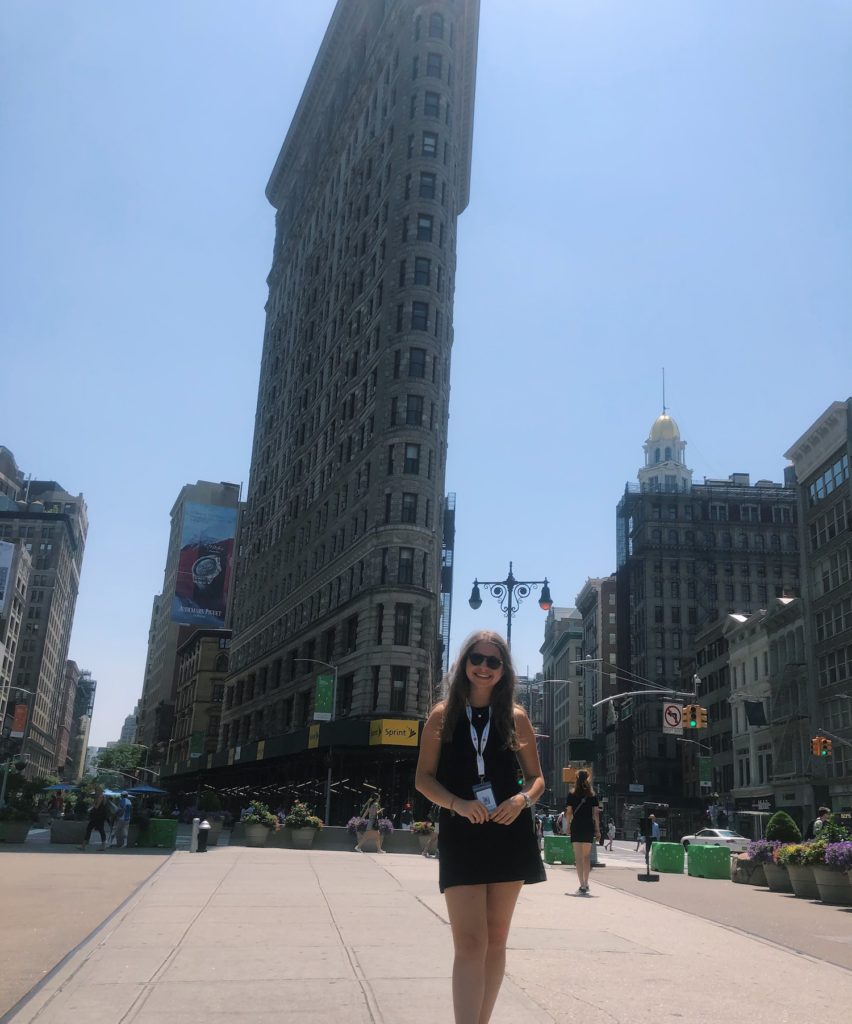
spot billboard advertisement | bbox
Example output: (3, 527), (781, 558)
(10, 703), (28, 739)
(171, 502), (238, 626)
(0, 541), (13, 616)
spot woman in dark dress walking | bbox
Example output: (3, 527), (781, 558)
(416, 630), (545, 1024)
(564, 770), (601, 895)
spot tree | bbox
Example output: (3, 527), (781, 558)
(94, 744), (147, 774)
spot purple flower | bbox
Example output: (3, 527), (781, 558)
(746, 839), (781, 864)
(824, 841), (852, 870)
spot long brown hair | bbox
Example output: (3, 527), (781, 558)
(438, 630), (520, 750)
(573, 770), (595, 798)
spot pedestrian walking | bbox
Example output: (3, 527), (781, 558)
(644, 813), (661, 865)
(605, 820), (616, 852)
(400, 803), (414, 831)
(564, 770), (601, 896)
(112, 792), (132, 848)
(80, 787), (111, 851)
(415, 630), (545, 1024)
(356, 796), (385, 852)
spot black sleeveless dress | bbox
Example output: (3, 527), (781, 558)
(435, 706), (546, 893)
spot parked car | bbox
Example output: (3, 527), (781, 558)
(680, 828), (749, 854)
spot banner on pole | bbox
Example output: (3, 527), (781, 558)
(313, 674), (335, 721)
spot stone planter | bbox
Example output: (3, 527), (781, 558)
(731, 858), (767, 886)
(763, 862), (794, 893)
(0, 820), (31, 843)
(207, 819), (223, 847)
(356, 828), (383, 852)
(244, 823), (270, 848)
(813, 866), (852, 906)
(417, 834), (432, 853)
(290, 827), (319, 850)
(50, 819), (87, 845)
(786, 864), (819, 900)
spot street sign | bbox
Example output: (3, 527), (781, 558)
(662, 702), (683, 735)
(313, 674), (334, 721)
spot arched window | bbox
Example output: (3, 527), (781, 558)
(665, 447), (672, 461)
(215, 653), (229, 673)
(428, 12), (444, 38)
(655, 448), (661, 463)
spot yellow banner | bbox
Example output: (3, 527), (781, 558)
(369, 719), (420, 746)
(256, 740), (265, 760)
(308, 724), (320, 749)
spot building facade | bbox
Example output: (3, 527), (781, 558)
(136, 480), (241, 756)
(575, 576), (618, 799)
(0, 538), (32, 752)
(187, 1), (480, 821)
(784, 398), (852, 809)
(168, 629), (230, 767)
(66, 669), (96, 781)
(540, 606), (585, 805)
(615, 411), (800, 803)
(0, 458), (88, 776)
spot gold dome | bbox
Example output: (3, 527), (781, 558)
(648, 413), (680, 442)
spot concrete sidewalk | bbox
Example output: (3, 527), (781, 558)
(5, 847), (851, 1024)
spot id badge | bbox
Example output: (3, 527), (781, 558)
(472, 781), (498, 813)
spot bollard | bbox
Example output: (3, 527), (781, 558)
(197, 819), (210, 853)
(190, 817), (199, 854)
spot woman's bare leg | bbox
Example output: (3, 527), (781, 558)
(574, 842), (592, 888)
(479, 881), (523, 1023)
(444, 885), (488, 1023)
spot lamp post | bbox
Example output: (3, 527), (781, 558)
(468, 562), (553, 649)
(1, 685), (35, 771)
(294, 658), (339, 825)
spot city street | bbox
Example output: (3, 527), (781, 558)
(1, 842), (850, 1024)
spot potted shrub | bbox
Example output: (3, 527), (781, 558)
(198, 791), (224, 846)
(412, 820), (435, 854)
(284, 800), (323, 849)
(0, 804), (33, 844)
(778, 842), (819, 900)
(764, 811), (801, 844)
(243, 800), (278, 847)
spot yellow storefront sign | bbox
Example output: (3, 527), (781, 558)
(308, 724), (321, 749)
(369, 719), (420, 746)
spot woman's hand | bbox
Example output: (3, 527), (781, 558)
(454, 798), (489, 824)
(489, 794), (526, 826)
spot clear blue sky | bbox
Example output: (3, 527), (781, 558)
(2, 1), (850, 745)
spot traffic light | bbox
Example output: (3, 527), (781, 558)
(811, 737), (821, 756)
(820, 738), (833, 757)
(696, 706), (708, 729)
(684, 705), (698, 729)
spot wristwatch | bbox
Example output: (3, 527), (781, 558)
(520, 793), (532, 809)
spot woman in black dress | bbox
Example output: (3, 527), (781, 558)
(564, 770), (601, 895)
(416, 630), (545, 1024)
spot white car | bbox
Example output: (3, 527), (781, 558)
(680, 828), (749, 854)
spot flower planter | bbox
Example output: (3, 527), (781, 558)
(763, 862), (794, 893)
(290, 827), (318, 850)
(207, 820), (223, 846)
(731, 859), (767, 886)
(813, 866), (852, 906)
(244, 823), (270, 848)
(0, 820), (31, 843)
(786, 864), (819, 900)
(50, 819), (87, 845)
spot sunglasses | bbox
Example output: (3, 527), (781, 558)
(468, 652), (503, 670)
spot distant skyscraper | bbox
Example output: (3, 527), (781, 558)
(211, 0), (479, 815)
(66, 668), (96, 781)
(119, 703), (139, 745)
(615, 411), (800, 803)
(0, 449), (88, 776)
(136, 481), (240, 755)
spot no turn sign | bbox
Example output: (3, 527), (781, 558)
(662, 702), (683, 735)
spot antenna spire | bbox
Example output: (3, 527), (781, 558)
(662, 368), (667, 415)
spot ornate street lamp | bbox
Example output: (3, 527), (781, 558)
(468, 561), (553, 649)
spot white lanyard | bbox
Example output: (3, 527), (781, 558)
(466, 704), (491, 779)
